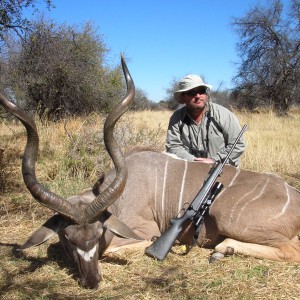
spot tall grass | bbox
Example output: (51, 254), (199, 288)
(236, 109), (300, 188)
(2, 109), (299, 193)
(0, 109), (300, 299)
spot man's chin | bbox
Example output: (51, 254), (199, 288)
(189, 104), (205, 111)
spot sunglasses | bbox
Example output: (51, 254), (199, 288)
(184, 88), (207, 97)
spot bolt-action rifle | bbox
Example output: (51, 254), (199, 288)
(145, 124), (247, 261)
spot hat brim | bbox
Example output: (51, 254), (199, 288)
(174, 83), (213, 103)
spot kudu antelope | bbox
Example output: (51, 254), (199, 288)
(1, 57), (300, 290)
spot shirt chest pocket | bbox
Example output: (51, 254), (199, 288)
(208, 127), (226, 151)
(181, 124), (203, 150)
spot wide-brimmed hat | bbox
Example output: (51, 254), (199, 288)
(174, 74), (213, 103)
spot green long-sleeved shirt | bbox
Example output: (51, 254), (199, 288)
(165, 103), (245, 166)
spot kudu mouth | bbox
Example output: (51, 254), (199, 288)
(0, 55), (135, 225)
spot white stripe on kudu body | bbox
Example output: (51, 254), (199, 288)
(270, 182), (291, 220)
(229, 184), (259, 224)
(228, 168), (240, 187)
(161, 157), (169, 214)
(154, 166), (158, 215)
(235, 177), (269, 226)
(178, 160), (188, 211)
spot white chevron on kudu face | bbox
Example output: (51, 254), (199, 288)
(77, 245), (98, 262)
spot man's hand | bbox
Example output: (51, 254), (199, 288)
(194, 157), (215, 164)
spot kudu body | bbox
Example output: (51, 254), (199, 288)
(1, 57), (300, 290)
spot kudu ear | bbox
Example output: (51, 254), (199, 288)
(20, 214), (68, 249)
(103, 215), (144, 241)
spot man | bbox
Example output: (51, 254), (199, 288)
(165, 74), (245, 166)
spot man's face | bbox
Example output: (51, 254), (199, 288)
(180, 86), (208, 111)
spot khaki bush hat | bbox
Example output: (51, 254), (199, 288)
(174, 74), (213, 103)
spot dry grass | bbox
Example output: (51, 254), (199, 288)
(236, 109), (300, 189)
(1, 108), (300, 299)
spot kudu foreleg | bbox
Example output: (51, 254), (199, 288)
(210, 238), (300, 263)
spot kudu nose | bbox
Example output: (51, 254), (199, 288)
(81, 276), (100, 289)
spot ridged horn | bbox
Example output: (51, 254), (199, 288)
(83, 55), (135, 223)
(0, 93), (82, 223)
(0, 55), (135, 225)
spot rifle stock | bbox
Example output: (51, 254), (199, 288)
(145, 207), (195, 261)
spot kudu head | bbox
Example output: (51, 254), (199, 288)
(0, 56), (142, 289)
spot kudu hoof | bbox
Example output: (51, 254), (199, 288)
(224, 246), (234, 256)
(209, 251), (225, 263)
(209, 246), (235, 263)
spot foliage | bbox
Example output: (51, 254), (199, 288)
(231, 0), (300, 114)
(162, 77), (180, 110)
(3, 19), (126, 119)
(131, 87), (158, 110)
(0, 0), (52, 43)
(0, 1), (156, 118)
